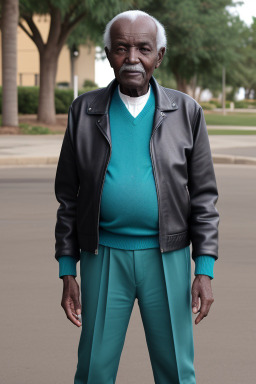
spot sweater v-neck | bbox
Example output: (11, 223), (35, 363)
(114, 86), (155, 126)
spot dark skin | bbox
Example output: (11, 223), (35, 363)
(61, 16), (214, 327)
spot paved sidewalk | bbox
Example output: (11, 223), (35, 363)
(0, 134), (256, 166)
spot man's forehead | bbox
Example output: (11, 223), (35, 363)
(110, 17), (157, 40)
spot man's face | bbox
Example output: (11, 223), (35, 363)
(105, 17), (165, 97)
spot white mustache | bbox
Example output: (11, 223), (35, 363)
(119, 64), (146, 76)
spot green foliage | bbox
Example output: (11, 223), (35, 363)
(19, 0), (146, 50)
(56, 82), (70, 87)
(234, 100), (256, 108)
(55, 89), (74, 113)
(208, 129), (256, 135)
(228, 17), (256, 97)
(137, 0), (248, 94)
(0, 86), (101, 114)
(208, 100), (231, 108)
(204, 112), (256, 126)
(200, 102), (216, 110)
(17, 87), (39, 114)
(20, 123), (51, 134)
(83, 79), (98, 88)
(66, 0), (150, 49)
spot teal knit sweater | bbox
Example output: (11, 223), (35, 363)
(58, 86), (215, 278)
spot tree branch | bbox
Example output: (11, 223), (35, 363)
(57, 11), (87, 52)
(18, 21), (33, 40)
(46, 6), (62, 48)
(22, 15), (45, 53)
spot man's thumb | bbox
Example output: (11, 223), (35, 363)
(192, 291), (199, 313)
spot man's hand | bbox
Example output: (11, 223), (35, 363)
(61, 275), (82, 327)
(191, 275), (214, 325)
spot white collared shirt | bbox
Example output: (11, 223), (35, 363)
(118, 84), (151, 118)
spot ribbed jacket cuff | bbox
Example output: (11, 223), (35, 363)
(194, 255), (215, 279)
(58, 256), (77, 278)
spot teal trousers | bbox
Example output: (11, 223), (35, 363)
(74, 245), (196, 384)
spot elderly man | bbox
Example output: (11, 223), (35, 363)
(55, 10), (219, 384)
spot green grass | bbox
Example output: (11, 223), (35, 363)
(208, 129), (256, 135)
(205, 112), (256, 126)
(19, 123), (51, 135)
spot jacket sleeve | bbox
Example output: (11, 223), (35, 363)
(54, 105), (80, 261)
(187, 106), (219, 260)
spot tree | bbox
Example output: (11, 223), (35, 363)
(1, 0), (19, 127)
(19, 0), (139, 124)
(232, 17), (256, 99)
(142, 0), (243, 95)
(196, 14), (248, 100)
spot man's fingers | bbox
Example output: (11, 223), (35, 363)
(64, 303), (82, 327)
(61, 298), (82, 327)
(73, 299), (82, 324)
(195, 311), (205, 325)
(61, 277), (82, 327)
(194, 297), (214, 325)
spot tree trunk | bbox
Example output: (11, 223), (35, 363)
(174, 72), (188, 94)
(1, 0), (19, 127)
(197, 87), (203, 103)
(190, 74), (197, 100)
(37, 49), (59, 124)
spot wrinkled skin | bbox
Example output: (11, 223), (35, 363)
(61, 276), (82, 327)
(61, 16), (214, 327)
(105, 16), (165, 97)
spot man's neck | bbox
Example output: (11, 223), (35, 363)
(119, 84), (150, 97)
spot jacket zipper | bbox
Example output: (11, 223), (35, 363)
(150, 112), (165, 253)
(94, 120), (112, 254)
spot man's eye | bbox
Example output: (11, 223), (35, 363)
(117, 47), (126, 52)
(140, 47), (150, 52)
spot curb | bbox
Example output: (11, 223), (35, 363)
(0, 157), (58, 166)
(1, 155), (256, 167)
(212, 154), (256, 165)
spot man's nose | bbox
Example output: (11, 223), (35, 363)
(126, 47), (140, 64)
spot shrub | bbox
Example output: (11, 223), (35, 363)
(18, 87), (39, 114)
(0, 85), (100, 114)
(200, 102), (216, 110)
(83, 79), (98, 88)
(56, 82), (70, 88)
(55, 89), (74, 113)
(20, 123), (50, 135)
(234, 99), (256, 109)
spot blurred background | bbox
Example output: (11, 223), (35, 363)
(0, 0), (256, 383)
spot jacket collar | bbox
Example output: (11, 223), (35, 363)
(87, 76), (178, 115)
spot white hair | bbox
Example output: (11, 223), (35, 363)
(103, 10), (167, 52)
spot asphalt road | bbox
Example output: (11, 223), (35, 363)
(0, 164), (255, 384)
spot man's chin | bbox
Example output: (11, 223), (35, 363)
(118, 77), (145, 90)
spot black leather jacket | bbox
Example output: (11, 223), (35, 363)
(55, 77), (219, 261)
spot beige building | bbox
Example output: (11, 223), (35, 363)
(0, 14), (95, 89)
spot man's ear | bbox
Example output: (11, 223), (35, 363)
(155, 47), (165, 69)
